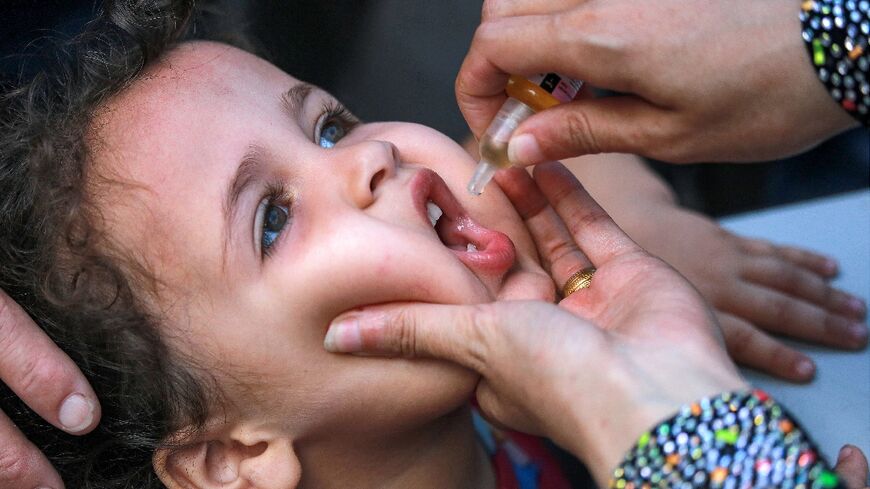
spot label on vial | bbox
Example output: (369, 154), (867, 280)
(528, 73), (583, 103)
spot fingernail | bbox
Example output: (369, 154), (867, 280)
(508, 133), (544, 165)
(846, 296), (867, 316)
(58, 393), (94, 433)
(839, 445), (854, 461)
(848, 322), (868, 344)
(823, 258), (839, 275)
(795, 359), (815, 378)
(324, 318), (363, 353)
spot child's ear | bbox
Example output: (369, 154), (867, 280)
(153, 425), (301, 489)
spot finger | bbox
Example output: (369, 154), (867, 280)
(834, 445), (870, 489)
(323, 300), (583, 370)
(722, 283), (869, 350)
(481, 0), (581, 20)
(462, 14), (637, 91)
(494, 167), (593, 284)
(455, 51), (509, 138)
(507, 96), (673, 165)
(738, 237), (839, 277)
(325, 301), (514, 368)
(0, 292), (100, 434)
(532, 162), (642, 266)
(775, 244), (840, 277)
(718, 312), (815, 383)
(742, 255), (867, 320)
(455, 13), (641, 137)
(481, 0), (585, 21)
(0, 411), (65, 489)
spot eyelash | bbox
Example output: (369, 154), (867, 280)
(259, 181), (292, 259)
(257, 102), (358, 260)
(315, 101), (359, 145)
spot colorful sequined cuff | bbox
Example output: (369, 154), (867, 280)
(800, 0), (870, 126)
(609, 390), (844, 489)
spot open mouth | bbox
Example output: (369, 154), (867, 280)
(412, 169), (516, 275)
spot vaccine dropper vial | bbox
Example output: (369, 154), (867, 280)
(467, 74), (582, 195)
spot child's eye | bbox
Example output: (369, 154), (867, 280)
(256, 186), (291, 258)
(318, 120), (346, 148)
(315, 103), (359, 148)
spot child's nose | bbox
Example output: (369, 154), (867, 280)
(339, 140), (398, 208)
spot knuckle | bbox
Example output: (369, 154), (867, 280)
(385, 309), (417, 357)
(722, 322), (754, 359)
(770, 343), (798, 365)
(809, 278), (832, 305)
(775, 263), (803, 290)
(468, 303), (498, 341)
(472, 20), (500, 46)
(823, 314), (848, 340)
(480, 0), (508, 21)
(769, 297), (795, 325)
(15, 350), (68, 401)
(0, 444), (36, 484)
(561, 110), (602, 155)
(540, 239), (579, 270)
(564, 204), (610, 237)
(742, 238), (775, 256)
(465, 304), (499, 371)
(0, 298), (20, 355)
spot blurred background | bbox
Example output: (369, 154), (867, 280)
(1, 0), (867, 215)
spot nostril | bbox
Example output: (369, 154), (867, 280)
(370, 169), (386, 192)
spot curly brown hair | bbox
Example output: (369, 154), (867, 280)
(0, 1), (254, 487)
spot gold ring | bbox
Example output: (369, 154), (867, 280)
(562, 267), (596, 297)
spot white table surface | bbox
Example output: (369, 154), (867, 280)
(720, 189), (870, 462)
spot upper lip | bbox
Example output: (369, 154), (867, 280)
(407, 166), (517, 276)
(410, 168), (464, 233)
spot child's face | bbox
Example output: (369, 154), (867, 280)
(92, 42), (550, 443)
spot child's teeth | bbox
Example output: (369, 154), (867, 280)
(466, 243), (478, 252)
(427, 201), (443, 227)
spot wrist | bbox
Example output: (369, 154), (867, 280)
(564, 352), (748, 485)
(799, 0), (869, 128)
(608, 390), (846, 489)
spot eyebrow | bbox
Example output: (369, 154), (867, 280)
(222, 145), (265, 265)
(221, 83), (315, 263)
(281, 82), (315, 121)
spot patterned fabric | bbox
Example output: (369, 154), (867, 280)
(472, 410), (573, 489)
(800, 0), (870, 126)
(610, 390), (844, 489)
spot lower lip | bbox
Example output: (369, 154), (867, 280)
(411, 168), (517, 275)
(448, 217), (516, 276)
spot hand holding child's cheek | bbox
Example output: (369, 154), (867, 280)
(324, 164), (747, 483)
(626, 204), (868, 382)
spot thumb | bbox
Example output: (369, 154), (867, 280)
(507, 95), (670, 165)
(323, 301), (574, 374)
(323, 302), (506, 373)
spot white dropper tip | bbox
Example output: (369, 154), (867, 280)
(467, 159), (498, 196)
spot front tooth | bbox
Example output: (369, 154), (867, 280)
(466, 243), (478, 252)
(426, 201), (443, 227)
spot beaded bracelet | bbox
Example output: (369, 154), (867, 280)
(800, 0), (870, 126)
(609, 390), (845, 489)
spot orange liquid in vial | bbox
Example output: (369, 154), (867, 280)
(478, 134), (512, 170)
